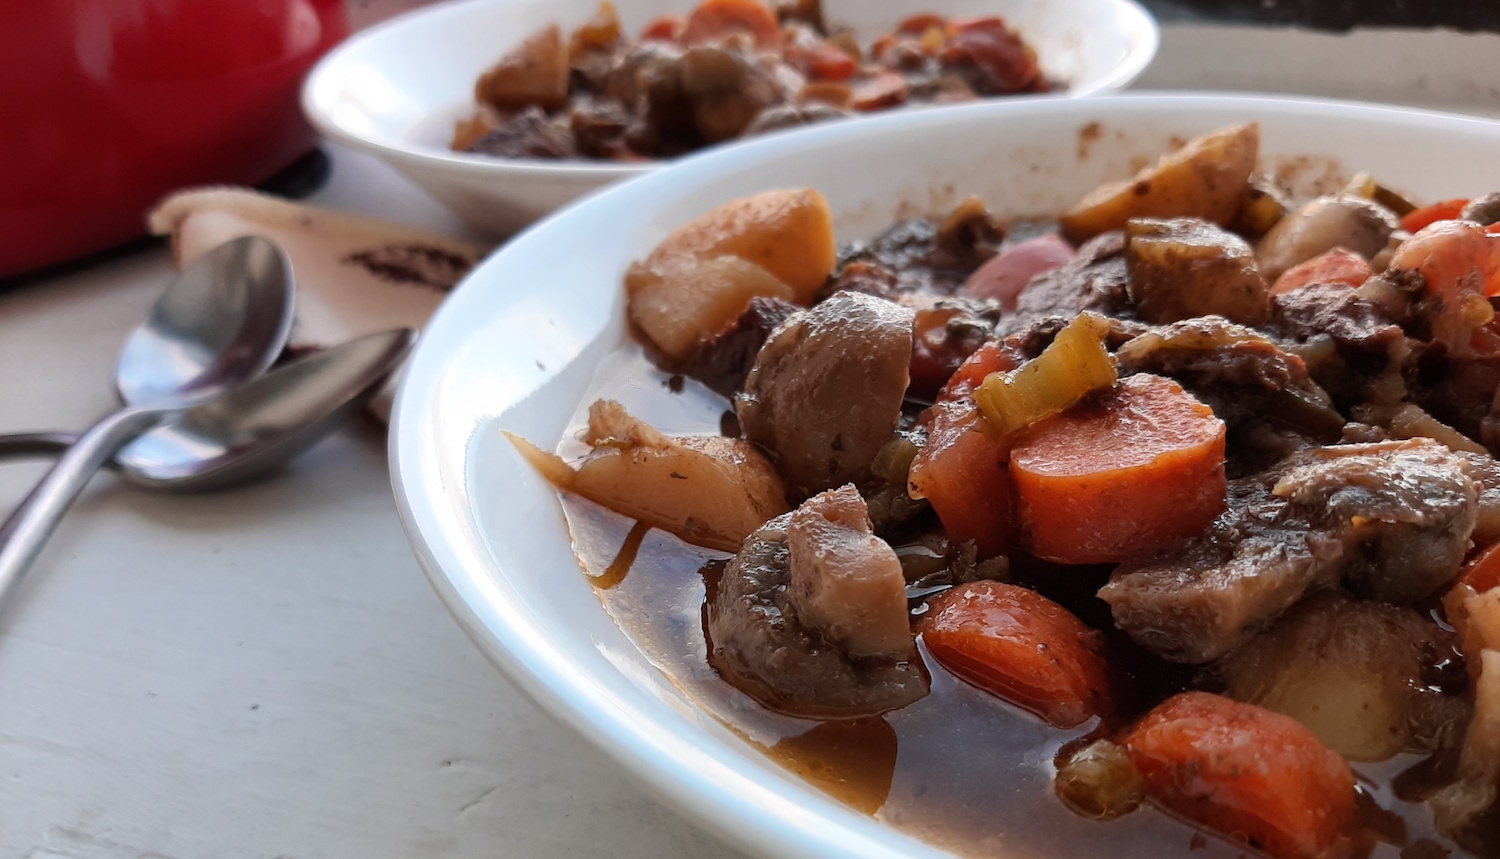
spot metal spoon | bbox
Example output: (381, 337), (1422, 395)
(0, 236), (295, 604)
(0, 329), (413, 490)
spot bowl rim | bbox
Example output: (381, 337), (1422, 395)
(302, 0), (1160, 181)
(389, 92), (1500, 859)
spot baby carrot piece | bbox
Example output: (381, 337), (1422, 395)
(681, 0), (781, 49)
(1400, 198), (1468, 234)
(908, 402), (1014, 559)
(1269, 247), (1372, 295)
(851, 73), (909, 111)
(1009, 374), (1226, 564)
(1124, 692), (1356, 859)
(919, 581), (1112, 727)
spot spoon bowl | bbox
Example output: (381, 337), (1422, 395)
(0, 330), (415, 492)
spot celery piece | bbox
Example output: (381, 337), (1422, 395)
(975, 313), (1117, 437)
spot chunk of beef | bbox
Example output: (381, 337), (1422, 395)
(678, 45), (779, 143)
(569, 98), (632, 158)
(680, 297), (800, 398)
(1406, 343), (1500, 455)
(737, 292), (915, 498)
(1116, 317), (1345, 474)
(1003, 231), (1134, 329)
(1461, 192), (1500, 226)
(464, 106), (577, 158)
(1124, 218), (1270, 326)
(706, 501), (929, 717)
(1101, 440), (1479, 664)
(1272, 283), (1406, 408)
(827, 206), (1002, 301)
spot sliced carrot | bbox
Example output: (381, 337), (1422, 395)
(942, 16), (1043, 93)
(1009, 374), (1226, 564)
(1444, 542), (1500, 668)
(919, 581), (1112, 728)
(1124, 692), (1356, 859)
(908, 401), (1014, 559)
(784, 40), (859, 81)
(681, 0), (780, 49)
(1269, 247), (1373, 296)
(940, 340), (1019, 403)
(896, 13), (949, 35)
(960, 234), (1076, 309)
(850, 72), (909, 111)
(640, 14), (687, 41)
(1461, 543), (1500, 595)
(1400, 198), (1468, 234)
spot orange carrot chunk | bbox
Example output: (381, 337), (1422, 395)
(1009, 374), (1226, 564)
(641, 14), (687, 41)
(1269, 247), (1373, 296)
(919, 580), (1112, 728)
(940, 340), (1019, 403)
(785, 40), (859, 81)
(897, 13), (949, 35)
(908, 401), (1015, 559)
(850, 72), (909, 111)
(1124, 692), (1356, 859)
(681, 0), (781, 49)
(1400, 198), (1468, 234)
(1461, 543), (1500, 596)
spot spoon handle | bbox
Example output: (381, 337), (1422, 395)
(0, 406), (172, 612)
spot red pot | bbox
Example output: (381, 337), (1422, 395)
(0, 0), (349, 277)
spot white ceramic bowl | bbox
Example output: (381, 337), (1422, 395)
(390, 94), (1500, 858)
(302, 0), (1159, 236)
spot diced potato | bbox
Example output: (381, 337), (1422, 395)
(1125, 218), (1270, 325)
(1432, 649), (1500, 838)
(474, 24), (571, 112)
(1212, 592), (1458, 761)
(507, 400), (789, 552)
(627, 255), (794, 360)
(975, 312), (1117, 437)
(1060, 123), (1260, 243)
(643, 189), (837, 303)
(1230, 175), (1289, 238)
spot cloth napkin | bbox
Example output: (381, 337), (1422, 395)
(148, 188), (486, 421)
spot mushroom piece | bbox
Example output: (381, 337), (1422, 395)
(706, 487), (928, 717)
(737, 291), (915, 498)
(1256, 195), (1400, 282)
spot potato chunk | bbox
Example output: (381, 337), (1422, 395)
(645, 189), (837, 302)
(1210, 592), (1462, 761)
(509, 400), (789, 552)
(627, 256), (794, 360)
(474, 25), (570, 112)
(787, 485), (912, 660)
(1060, 123), (1260, 243)
(1125, 218), (1270, 325)
(626, 189), (839, 359)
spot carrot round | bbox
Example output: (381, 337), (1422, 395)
(908, 402), (1014, 559)
(1009, 374), (1226, 564)
(919, 581), (1112, 727)
(785, 41), (858, 81)
(1124, 692), (1356, 859)
(681, 0), (781, 49)
(1269, 247), (1372, 296)
(896, 13), (949, 35)
(939, 340), (1019, 403)
(1400, 198), (1468, 234)
(641, 14), (687, 41)
(850, 72), (909, 111)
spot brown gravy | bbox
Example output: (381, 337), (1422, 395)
(555, 347), (1469, 859)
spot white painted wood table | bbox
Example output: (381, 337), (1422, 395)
(7, 20), (1500, 857)
(0, 146), (742, 859)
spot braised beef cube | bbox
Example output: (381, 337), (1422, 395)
(1005, 231), (1133, 327)
(466, 107), (577, 159)
(1272, 284), (1406, 408)
(570, 99), (632, 158)
(681, 296), (800, 398)
(1124, 218), (1270, 326)
(1102, 440), (1479, 664)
